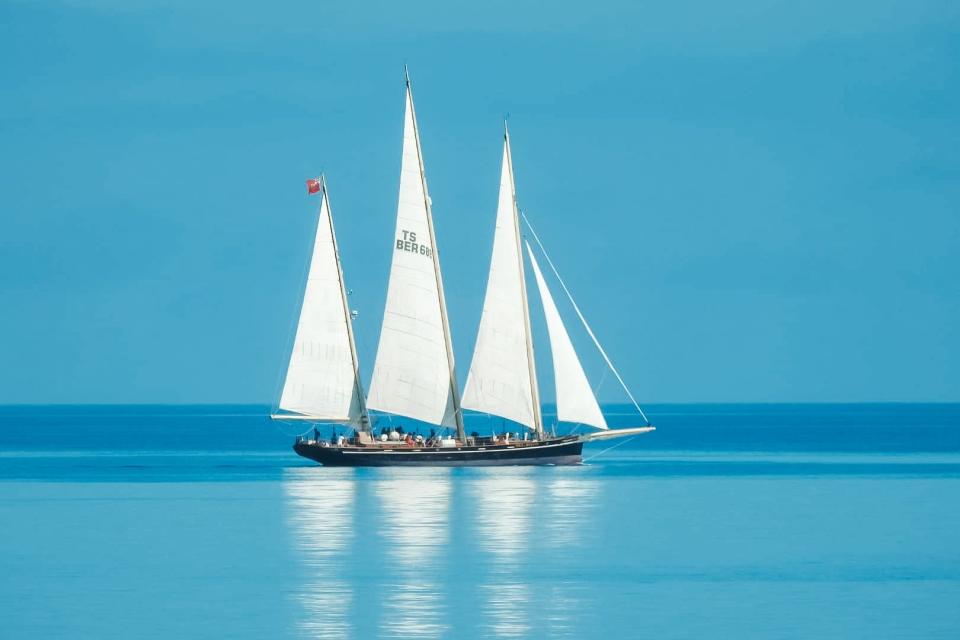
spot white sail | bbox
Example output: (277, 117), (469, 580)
(279, 185), (363, 426)
(462, 137), (539, 430)
(525, 242), (608, 430)
(366, 83), (458, 428)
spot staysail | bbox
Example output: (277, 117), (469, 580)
(525, 242), (608, 430)
(366, 75), (463, 433)
(278, 178), (366, 427)
(462, 130), (542, 433)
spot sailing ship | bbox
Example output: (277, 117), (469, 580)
(272, 71), (654, 466)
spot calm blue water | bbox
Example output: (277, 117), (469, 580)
(1, 404), (959, 639)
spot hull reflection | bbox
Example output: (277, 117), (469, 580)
(374, 469), (452, 639)
(284, 466), (601, 639)
(284, 468), (356, 639)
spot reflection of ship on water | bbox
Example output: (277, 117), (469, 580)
(473, 469), (536, 638)
(543, 474), (601, 548)
(472, 469), (601, 639)
(284, 468), (356, 639)
(374, 469), (451, 639)
(284, 465), (601, 639)
(541, 473), (601, 637)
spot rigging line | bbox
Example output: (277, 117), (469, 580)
(593, 366), (610, 406)
(520, 210), (651, 426)
(271, 419), (322, 439)
(582, 435), (637, 463)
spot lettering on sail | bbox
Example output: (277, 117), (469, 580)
(395, 230), (433, 258)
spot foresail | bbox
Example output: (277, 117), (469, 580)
(279, 188), (363, 426)
(461, 140), (537, 429)
(366, 85), (457, 427)
(526, 243), (608, 430)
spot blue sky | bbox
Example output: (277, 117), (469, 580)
(1, 0), (958, 404)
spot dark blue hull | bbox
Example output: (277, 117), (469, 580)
(293, 438), (583, 467)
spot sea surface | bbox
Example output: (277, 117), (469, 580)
(1, 404), (958, 639)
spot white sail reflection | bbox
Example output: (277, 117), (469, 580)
(542, 472), (600, 637)
(543, 474), (600, 548)
(284, 467), (356, 639)
(542, 581), (582, 639)
(473, 468), (536, 638)
(374, 469), (451, 639)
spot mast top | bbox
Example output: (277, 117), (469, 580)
(404, 64), (411, 87)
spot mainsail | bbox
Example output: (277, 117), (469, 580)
(525, 242), (608, 430)
(278, 178), (366, 427)
(366, 75), (463, 433)
(462, 130), (542, 433)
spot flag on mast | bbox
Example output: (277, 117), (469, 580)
(306, 178), (321, 195)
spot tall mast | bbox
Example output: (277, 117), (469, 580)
(321, 175), (371, 432)
(404, 67), (466, 441)
(504, 124), (544, 439)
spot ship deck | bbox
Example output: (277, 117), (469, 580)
(292, 436), (584, 467)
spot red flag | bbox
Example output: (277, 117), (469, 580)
(306, 178), (321, 195)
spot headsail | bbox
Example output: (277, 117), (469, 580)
(462, 131), (541, 433)
(525, 242), (608, 430)
(367, 76), (462, 432)
(279, 179), (366, 428)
